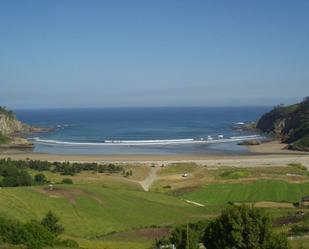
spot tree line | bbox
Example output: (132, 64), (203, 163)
(0, 159), (124, 187)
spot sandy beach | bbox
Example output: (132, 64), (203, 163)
(1, 140), (309, 168)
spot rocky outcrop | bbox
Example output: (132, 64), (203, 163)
(256, 98), (309, 151)
(0, 107), (50, 148)
(238, 140), (261, 146)
(0, 114), (26, 135)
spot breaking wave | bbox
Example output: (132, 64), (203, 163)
(30, 135), (263, 147)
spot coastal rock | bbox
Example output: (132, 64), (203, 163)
(0, 107), (49, 149)
(256, 97), (309, 151)
(238, 140), (261, 146)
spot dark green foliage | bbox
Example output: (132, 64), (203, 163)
(0, 158), (123, 177)
(257, 98), (309, 151)
(0, 162), (33, 187)
(170, 225), (201, 249)
(34, 173), (47, 184)
(41, 211), (64, 236)
(156, 220), (208, 249)
(61, 178), (73, 184)
(264, 234), (291, 249)
(22, 221), (55, 249)
(0, 216), (55, 249)
(203, 205), (290, 249)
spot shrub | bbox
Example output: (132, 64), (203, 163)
(41, 211), (64, 236)
(34, 173), (47, 184)
(0, 216), (55, 249)
(23, 221), (55, 249)
(61, 178), (73, 184)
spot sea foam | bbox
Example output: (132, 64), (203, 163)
(31, 135), (263, 146)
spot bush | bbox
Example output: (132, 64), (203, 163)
(61, 178), (73, 184)
(0, 216), (56, 249)
(23, 221), (55, 249)
(0, 167), (33, 187)
(41, 211), (64, 236)
(34, 173), (47, 184)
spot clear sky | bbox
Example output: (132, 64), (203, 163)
(0, 0), (308, 109)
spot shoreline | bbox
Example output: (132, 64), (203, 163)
(1, 141), (309, 168)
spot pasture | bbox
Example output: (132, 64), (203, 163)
(1, 162), (309, 248)
(182, 179), (309, 205)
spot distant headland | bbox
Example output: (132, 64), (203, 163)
(255, 97), (309, 151)
(0, 107), (50, 149)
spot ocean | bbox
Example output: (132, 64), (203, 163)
(14, 107), (271, 155)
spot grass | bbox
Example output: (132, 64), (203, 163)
(2, 164), (309, 248)
(289, 237), (309, 249)
(0, 184), (207, 248)
(219, 170), (249, 179)
(182, 179), (309, 205)
(288, 163), (308, 171)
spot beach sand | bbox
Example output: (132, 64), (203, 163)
(1, 140), (309, 169)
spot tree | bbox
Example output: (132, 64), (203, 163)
(41, 211), (64, 236)
(203, 205), (290, 249)
(23, 220), (55, 249)
(34, 173), (47, 184)
(170, 224), (200, 249)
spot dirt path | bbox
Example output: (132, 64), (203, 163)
(139, 166), (160, 191)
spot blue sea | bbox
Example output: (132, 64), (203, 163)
(14, 107), (271, 155)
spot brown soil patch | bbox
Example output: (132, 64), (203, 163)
(34, 187), (103, 204)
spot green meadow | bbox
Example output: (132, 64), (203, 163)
(182, 179), (309, 205)
(0, 183), (206, 249)
(1, 163), (309, 249)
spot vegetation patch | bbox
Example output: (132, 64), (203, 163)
(0, 159), (123, 176)
(219, 170), (249, 179)
(288, 163), (307, 171)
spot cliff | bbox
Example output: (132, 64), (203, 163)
(0, 107), (48, 148)
(256, 97), (309, 151)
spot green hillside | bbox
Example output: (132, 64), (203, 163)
(0, 184), (207, 249)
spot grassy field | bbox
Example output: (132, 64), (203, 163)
(182, 179), (309, 205)
(1, 163), (309, 248)
(0, 182), (207, 249)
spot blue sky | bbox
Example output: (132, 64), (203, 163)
(0, 0), (308, 108)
